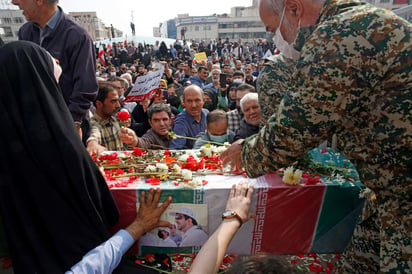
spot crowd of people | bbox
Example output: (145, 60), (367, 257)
(0, 0), (411, 273)
(86, 35), (270, 153)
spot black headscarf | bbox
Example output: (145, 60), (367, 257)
(203, 88), (218, 111)
(0, 41), (121, 273)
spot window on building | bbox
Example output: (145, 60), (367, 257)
(13, 17), (24, 24)
(0, 27), (13, 37)
(195, 26), (199, 31)
(379, 0), (389, 2)
(1, 18), (12, 24)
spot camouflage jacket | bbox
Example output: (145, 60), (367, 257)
(257, 54), (295, 126)
(242, 0), (412, 203)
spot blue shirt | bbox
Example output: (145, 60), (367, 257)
(189, 75), (205, 89)
(169, 109), (208, 149)
(66, 229), (134, 274)
(39, 9), (60, 46)
(204, 83), (218, 93)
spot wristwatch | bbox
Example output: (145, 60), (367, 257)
(222, 210), (243, 226)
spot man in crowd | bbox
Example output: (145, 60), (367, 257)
(169, 85), (208, 149)
(190, 66), (208, 89)
(222, 0), (412, 272)
(222, 64), (231, 74)
(108, 76), (126, 101)
(194, 109), (235, 149)
(244, 63), (257, 88)
(232, 70), (245, 84)
(119, 103), (172, 149)
(171, 207), (208, 247)
(234, 93), (261, 141)
(227, 84), (255, 133)
(12, 0), (98, 139)
(204, 68), (221, 93)
(86, 83), (130, 154)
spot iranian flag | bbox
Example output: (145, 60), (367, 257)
(98, 44), (106, 67)
(107, 43), (112, 54)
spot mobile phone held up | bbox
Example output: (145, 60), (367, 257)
(220, 73), (227, 87)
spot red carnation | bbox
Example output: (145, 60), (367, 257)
(117, 111), (130, 121)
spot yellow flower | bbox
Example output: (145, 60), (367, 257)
(282, 166), (303, 185)
(168, 131), (177, 139)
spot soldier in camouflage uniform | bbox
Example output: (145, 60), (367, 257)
(221, 0), (412, 272)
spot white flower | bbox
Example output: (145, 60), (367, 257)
(156, 163), (169, 173)
(172, 164), (181, 174)
(178, 154), (190, 162)
(200, 146), (212, 157)
(181, 169), (192, 180)
(282, 166), (303, 185)
(144, 165), (156, 173)
(213, 145), (227, 154)
(191, 178), (203, 187)
(178, 151), (199, 162)
(223, 142), (230, 148)
(331, 173), (345, 185)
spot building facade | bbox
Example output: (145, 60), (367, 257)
(393, 4), (412, 22)
(161, 0), (411, 43)
(217, 1), (266, 42)
(175, 14), (218, 42)
(366, 0), (410, 10)
(69, 12), (122, 41)
(0, 8), (24, 43)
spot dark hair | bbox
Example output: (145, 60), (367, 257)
(147, 103), (172, 120)
(183, 214), (198, 226)
(197, 66), (208, 73)
(107, 76), (123, 83)
(94, 81), (116, 106)
(236, 83), (255, 94)
(233, 70), (245, 78)
(206, 109), (227, 125)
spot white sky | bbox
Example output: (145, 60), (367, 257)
(59, 0), (255, 37)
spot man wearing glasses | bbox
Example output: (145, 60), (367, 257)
(171, 207), (208, 247)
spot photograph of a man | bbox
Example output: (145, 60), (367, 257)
(170, 207), (208, 247)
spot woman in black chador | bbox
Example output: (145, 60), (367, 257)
(0, 41), (155, 273)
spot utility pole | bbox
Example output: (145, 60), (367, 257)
(130, 10), (135, 36)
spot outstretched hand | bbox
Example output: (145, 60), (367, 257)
(225, 181), (254, 223)
(118, 127), (137, 146)
(126, 188), (172, 240)
(220, 139), (245, 170)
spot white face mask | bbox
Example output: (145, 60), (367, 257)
(272, 7), (301, 60)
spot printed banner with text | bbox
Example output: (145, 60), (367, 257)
(124, 66), (164, 102)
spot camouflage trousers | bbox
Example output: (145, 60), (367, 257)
(337, 197), (412, 273)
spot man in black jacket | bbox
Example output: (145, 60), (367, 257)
(13, 0), (98, 140)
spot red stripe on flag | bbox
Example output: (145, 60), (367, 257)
(110, 189), (138, 254)
(257, 173), (325, 254)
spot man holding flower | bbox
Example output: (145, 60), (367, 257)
(86, 82), (131, 155)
